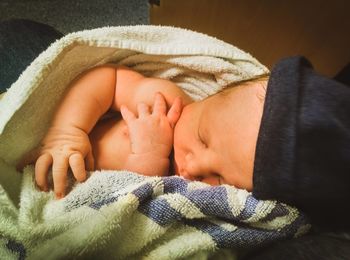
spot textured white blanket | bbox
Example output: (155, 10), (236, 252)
(0, 26), (309, 259)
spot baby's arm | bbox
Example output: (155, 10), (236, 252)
(24, 65), (191, 199)
(111, 66), (193, 114)
(121, 93), (182, 176)
(33, 66), (117, 198)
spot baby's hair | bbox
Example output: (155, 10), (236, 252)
(214, 74), (270, 103)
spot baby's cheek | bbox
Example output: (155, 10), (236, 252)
(236, 171), (253, 191)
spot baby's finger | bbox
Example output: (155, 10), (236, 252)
(153, 92), (167, 116)
(69, 153), (86, 182)
(137, 103), (150, 118)
(120, 105), (136, 122)
(52, 157), (69, 199)
(35, 153), (53, 191)
(85, 150), (95, 172)
(167, 97), (183, 128)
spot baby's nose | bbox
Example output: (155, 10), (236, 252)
(180, 153), (203, 180)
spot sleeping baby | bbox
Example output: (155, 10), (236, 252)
(18, 65), (267, 199)
(16, 55), (350, 234)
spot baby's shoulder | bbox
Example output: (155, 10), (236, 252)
(134, 77), (193, 106)
(112, 66), (193, 113)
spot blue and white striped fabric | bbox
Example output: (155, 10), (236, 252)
(84, 174), (309, 249)
(1, 168), (310, 259)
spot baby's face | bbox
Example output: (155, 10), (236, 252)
(173, 80), (266, 190)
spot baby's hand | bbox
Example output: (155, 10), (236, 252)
(33, 126), (94, 198)
(120, 93), (182, 173)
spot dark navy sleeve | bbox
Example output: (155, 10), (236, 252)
(252, 56), (350, 231)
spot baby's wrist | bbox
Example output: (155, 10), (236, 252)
(124, 153), (170, 176)
(130, 142), (171, 159)
(47, 123), (88, 136)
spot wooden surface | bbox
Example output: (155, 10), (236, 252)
(150, 0), (350, 76)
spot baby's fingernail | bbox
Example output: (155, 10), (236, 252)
(55, 192), (64, 199)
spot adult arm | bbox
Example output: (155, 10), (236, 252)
(253, 56), (350, 230)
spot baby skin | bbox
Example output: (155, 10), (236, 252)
(19, 65), (267, 199)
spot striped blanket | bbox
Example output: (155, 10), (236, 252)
(1, 168), (309, 259)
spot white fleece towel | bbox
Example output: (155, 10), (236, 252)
(0, 26), (309, 260)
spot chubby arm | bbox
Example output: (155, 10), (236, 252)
(28, 65), (117, 198)
(23, 65), (191, 198)
(112, 67), (192, 176)
(112, 66), (193, 113)
(51, 65), (117, 132)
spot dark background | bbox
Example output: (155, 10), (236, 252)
(0, 0), (149, 34)
(151, 0), (350, 77)
(1, 0), (349, 77)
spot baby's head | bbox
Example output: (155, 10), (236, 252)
(173, 76), (268, 190)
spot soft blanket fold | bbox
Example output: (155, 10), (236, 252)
(0, 25), (309, 259)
